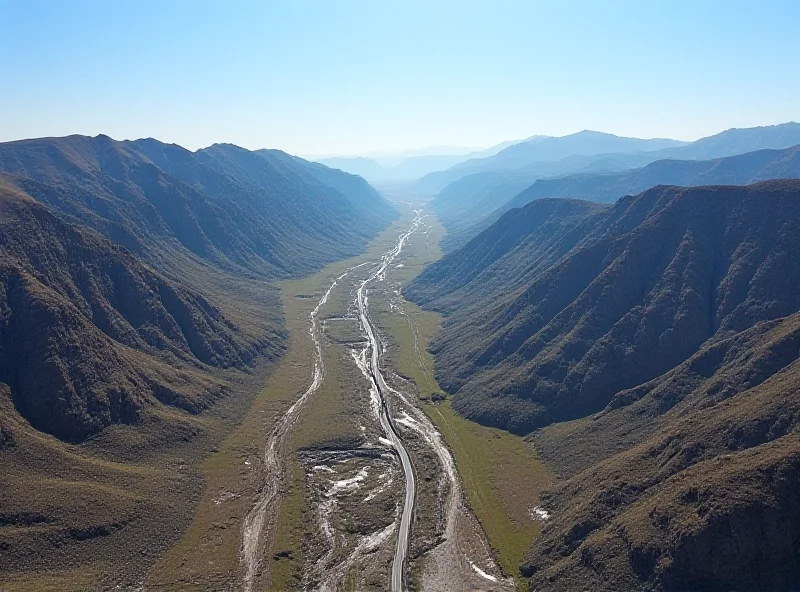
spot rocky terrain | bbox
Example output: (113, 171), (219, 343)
(524, 312), (800, 590)
(407, 179), (800, 589)
(0, 182), (262, 440)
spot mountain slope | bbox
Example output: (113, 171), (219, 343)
(406, 198), (607, 313)
(428, 152), (646, 252)
(0, 184), (262, 441)
(502, 144), (800, 209)
(0, 135), (396, 281)
(417, 130), (691, 194)
(522, 312), (800, 590)
(658, 121), (800, 160)
(467, 130), (685, 169)
(315, 156), (387, 180)
(409, 181), (800, 433)
(423, 124), (800, 250)
(254, 148), (397, 225)
(420, 122), (800, 195)
(409, 181), (800, 589)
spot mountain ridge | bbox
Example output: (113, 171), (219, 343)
(408, 180), (800, 589)
(419, 122), (800, 195)
(408, 180), (800, 433)
(0, 134), (397, 282)
(441, 141), (800, 252)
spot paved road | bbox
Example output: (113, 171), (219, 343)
(355, 211), (424, 592)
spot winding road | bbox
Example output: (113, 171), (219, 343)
(355, 211), (424, 592)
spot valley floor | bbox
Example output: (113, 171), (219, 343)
(0, 205), (553, 592)
(144, 204), (554, 591)
(0, 201), (556, 592)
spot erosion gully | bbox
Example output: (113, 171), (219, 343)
(240, 208), (512, 591)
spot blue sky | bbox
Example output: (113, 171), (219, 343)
(1, 0), (798, 155)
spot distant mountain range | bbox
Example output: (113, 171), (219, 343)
(417, 130), (691, 194)
(0, 135), (396, 280)
(443, 143), (800, 251)
(504, 144), (800, 206)
(407, 180), (800, 589)
(420, 123), (800, 195)
(317, 139), (520, 182)
(431, 124), (800, 251)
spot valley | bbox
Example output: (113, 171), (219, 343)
(2, 127), (800, 592)
(143, 202), (553, 591)
(3, 4), (800, 590)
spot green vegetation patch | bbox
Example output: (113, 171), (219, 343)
(425, 399), (553, 579)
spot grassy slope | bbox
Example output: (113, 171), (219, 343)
(1, 367), (262, 592)
(377, 212), (555, 586)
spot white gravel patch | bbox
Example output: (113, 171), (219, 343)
(530, 505), (550, 521)
(327, 468), (369, 497)
(467, 559), (498, 582)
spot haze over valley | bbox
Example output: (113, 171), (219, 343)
(1, 2), (799, 591)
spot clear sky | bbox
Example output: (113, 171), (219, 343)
(1, 0), (798, 155)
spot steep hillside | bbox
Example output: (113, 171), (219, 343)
(406, 198), (607, 313)
(410, 180), (800, 589)
(431, 168), (570, 253)
(523, 313), (800, 590)
(429, 149), (662, 252)
(409, 181), (800, 433)
(0, 135), (396, 281)
(0, 185), (265, 442)
(254, 148), (397, 225)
